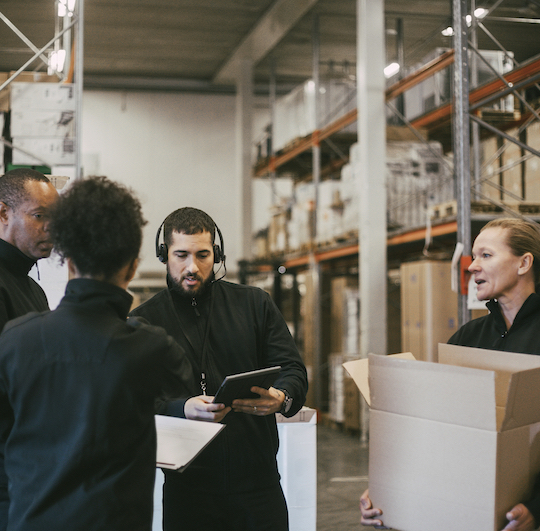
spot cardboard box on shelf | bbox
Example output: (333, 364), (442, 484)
(344, 345), (540, 531)
(12, 137), (75, 166)
(11, 109), (75, 138)
(0, 72), (59, 112)
(525, 121), (540, 202)
(10, 82), (75, 112)
(400, 260), (457, 361)
(328, 354), (345, 423)
(481, 135), (502, 202)
(501, 127), (524, 200)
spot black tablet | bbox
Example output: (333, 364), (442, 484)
(212, 366), (281, 406)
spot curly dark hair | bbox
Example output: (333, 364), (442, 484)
(0, 168), (51, 209)
(163, 207), (216, 247)
(49, 176), (147, 279)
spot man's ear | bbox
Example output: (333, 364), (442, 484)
(125, 258), (139, 283)
(0, 202), (10, 226)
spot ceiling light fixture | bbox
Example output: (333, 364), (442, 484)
(48, 49), (67, 74)
(441, 8), (487, 36)
(384, 62), (400, 78)
(58, 0), (76, 17)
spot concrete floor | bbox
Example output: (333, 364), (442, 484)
(317, 424), (368, 531)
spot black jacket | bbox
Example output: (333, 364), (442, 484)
(448, 293), (540, 524)
(448, 293), (540, 353)
(0, 238), (49, 332)
(0, 239), (50, 530)
(0, 279), (195, 531)
(130, 278), (308, 493)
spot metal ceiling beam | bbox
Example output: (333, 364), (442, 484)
(213, 0), (320, 84)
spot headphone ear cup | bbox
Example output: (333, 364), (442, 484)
(158, 243), (168, 263)
(213, 244), (222, 264)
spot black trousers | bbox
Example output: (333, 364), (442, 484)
(162, 477), (289, 531)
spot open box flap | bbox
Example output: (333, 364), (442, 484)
(501, 369), (540, 430)
(343, 353), (415, 406)
(439, 344), (540, 430)
(368, 353), (498, 430)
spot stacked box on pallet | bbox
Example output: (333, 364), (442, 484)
(268, 204), (289, 254)
(501, 127), (524, 202)
(400, 260), (458, 362)
(10, 82), (76, 166)
(386, 141), (453, 231)
(288, 183), (314, 250)
(526, 121), (540, 202)
(480, 125), (540, 205)
(480, 135), (502, 202)
(340, 163), (359, 236)
(328, 354), (345, 423)
(316, 180), (344, 245)
(274, 78), (356, 153)
(329, 277), (359, 425)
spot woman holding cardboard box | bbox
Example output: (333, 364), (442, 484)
(360, 217), (540, 531)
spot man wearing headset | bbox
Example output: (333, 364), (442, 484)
(130, 207), (308, 531)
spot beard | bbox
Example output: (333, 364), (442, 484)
(167, 268), (212, 298)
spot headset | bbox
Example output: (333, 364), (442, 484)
(155, 218), (226, 267)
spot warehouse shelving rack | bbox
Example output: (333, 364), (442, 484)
(244, 0), (540, 415)
(0, 0), (84, 178)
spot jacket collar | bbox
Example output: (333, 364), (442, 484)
(62, 278), (133, 319)
(0, 238), (37, 276)
(487, 292), (540, 332)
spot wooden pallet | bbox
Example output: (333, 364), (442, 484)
(430, 199), (540, 219)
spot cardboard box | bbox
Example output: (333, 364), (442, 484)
(344, 345), (540, 531)
(11, 137), (75, 166)
(10, 82), (75, 112)
(481, 135), (502, 202)
(0, 72), (58, 112)
(11, 109), (75, 138)
(400, 261), (458, 361)
(501, 127), (524, 200)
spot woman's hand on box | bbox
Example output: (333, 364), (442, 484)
(360, 489), (388, 528)
(502, 504), (535, 531)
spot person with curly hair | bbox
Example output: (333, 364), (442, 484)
(0, 176), (195, 531)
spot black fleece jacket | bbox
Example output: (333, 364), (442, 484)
(130, 277), (308, 494)
(0, 238), (49, 332)
(0, 279), (195, 531)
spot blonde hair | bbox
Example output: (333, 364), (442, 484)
(481, 218), (540, 288)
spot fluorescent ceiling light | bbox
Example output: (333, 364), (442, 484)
(384, 62), (400, 78)
(441, 8), (487, 36)
(49, 50), (67, 74)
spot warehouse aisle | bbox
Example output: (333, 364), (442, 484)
(317, 424), (368, 530)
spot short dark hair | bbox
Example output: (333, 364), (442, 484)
(49, 176), (147, 279)
(0, 168), (51, 209)
(163, 207), (216, 247)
